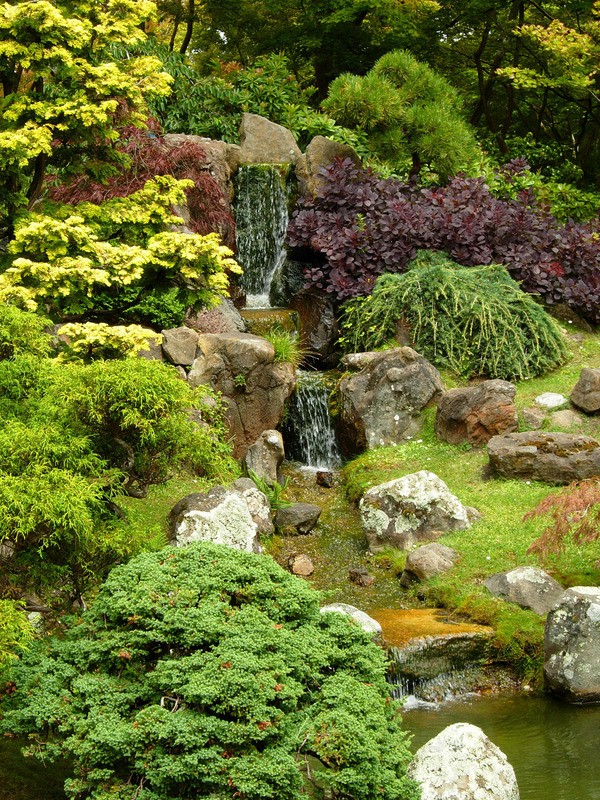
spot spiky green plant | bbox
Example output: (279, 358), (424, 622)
(339, 251), (569, 380)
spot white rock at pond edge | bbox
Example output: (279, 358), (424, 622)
(408, 722), (520, 800)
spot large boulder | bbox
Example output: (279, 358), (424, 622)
(485, 567), (564, 615)
(571, 368), (600, 414)
(295, 138), (361, 197)
(185, 298), (246, 335)
(187, 333), (295, 458)
(435, 379), (518, 445)
(238, 113), (301, 165)
(359, 471), (470, 552)
(168, 486), (265, 552)
(400, 543), (460, 587)
(243, 430), (285, 485)
(487, 431), (600, 484)
(544, 586), (600, 703)
(337, 347), (443, 457)
(408, 723), (520, 800)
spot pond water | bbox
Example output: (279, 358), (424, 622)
(403, 693), (600, 800)
(0, 738), (69, 800)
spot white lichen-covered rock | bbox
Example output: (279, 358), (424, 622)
(230, 478), (274, 535)
(544, 586), (600, 703)
(485, 566), (564, 615)
(534, 392), (568, 410)
(168, 486), (263, 552)
(320, 603), (382, 639)
(360, 470), (470, 552)
(408, 722), (520, 800)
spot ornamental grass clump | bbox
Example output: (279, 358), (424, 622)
(339, 252), (569, 380)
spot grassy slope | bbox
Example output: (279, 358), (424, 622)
(342, 328), (600, 682)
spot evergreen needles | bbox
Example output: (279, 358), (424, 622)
(339, 252), (569, 380)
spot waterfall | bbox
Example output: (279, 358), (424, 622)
(234, 164), (290, 308)
(282, 370), (341, 469)
(387, 633), (492, 703)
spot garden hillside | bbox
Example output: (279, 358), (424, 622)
(4, 2), (600, 799)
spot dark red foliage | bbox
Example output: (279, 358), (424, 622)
(525, 479), (600, 558)
(287, 158), (600, 321)
(50, 120), (235, 247)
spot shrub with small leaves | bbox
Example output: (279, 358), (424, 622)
(1, 542), (419, 800)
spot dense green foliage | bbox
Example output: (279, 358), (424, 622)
(1, 542), (419, 800)
(0, 600), (33, 665)
(339, 252), (569, 380)
(0, 310), (237, 600)
(323, 50), (480, 179)
(145, 48), (367, 153)
(0, 0), (170, 228)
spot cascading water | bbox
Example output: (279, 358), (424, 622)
(234, 164), (290, 308)
(387, 632), (494, 703)
(282, 370), (341, 469)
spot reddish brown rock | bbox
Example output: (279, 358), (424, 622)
(435, 380), (518, 445)
(187, 333), (295, 458)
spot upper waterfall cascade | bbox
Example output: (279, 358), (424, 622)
(234, 164), (290, 309)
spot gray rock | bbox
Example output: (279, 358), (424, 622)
(320, 603), (382, 639)
(487, 431), (600, 484)
(243, 430), (285, 485)
(408, 723), (520, 800)
(188, 333), (295, 458)
(137, 337), (164, 361)
(550, 409), (583, 429)
(360, 470), (470, 553)
(400, 543), (460, 587)
(168, 486), (262, 553)
(238, 113), (301, 165)
(185, 298), (246, 334)
(484, 566), (564, 615)
(161, 326), (199, 366)
(275, 503), (321, 535)
(571, 368), (600, 414)
(544, 586), (600, 703)
(521, 407), (546, 429)
(435, 380), (518, 445)
(289, 553), (314, 576)
(296, 137), (361, 197)
(337, 347), (443, 457)
(534, 392), (568, 410)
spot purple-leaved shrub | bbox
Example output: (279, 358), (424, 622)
(287, 158), (600, 321)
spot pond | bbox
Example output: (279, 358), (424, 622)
(403, 692), (600, 800)
(0, 738), (69, 800)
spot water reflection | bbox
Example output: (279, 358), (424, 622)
(404, 694), (600, 800)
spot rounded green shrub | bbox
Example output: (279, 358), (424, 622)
(2, 542), (419, 800)
(339, 252), (569, 380)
